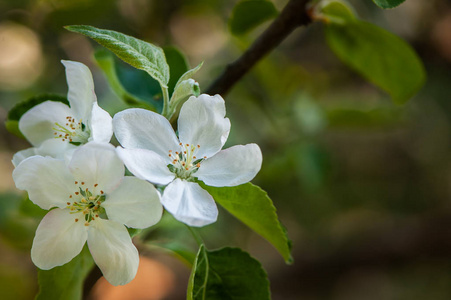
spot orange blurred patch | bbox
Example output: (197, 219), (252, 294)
(91, 256), (175, 300)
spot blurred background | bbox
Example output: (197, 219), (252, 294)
(1, 0), (451, 299)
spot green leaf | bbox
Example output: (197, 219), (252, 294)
(229, 0), (278, 36)
(372, 0), (406, 9)
(65, 25), (170, 87)
(187, 245), (270, 300)
(201, 182), (292, 263)
(325, 20), (426, 104)
(319, 0), (356, 24)
(94, 49), (156, 111)
(163, 46), (189, 95)
(6, 94), (68, 138)
(36, 246), (94, 300)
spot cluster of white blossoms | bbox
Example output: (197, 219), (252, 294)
(12, 60), (262, 286)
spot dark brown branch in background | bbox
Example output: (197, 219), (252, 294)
(206, 0), (312, 96)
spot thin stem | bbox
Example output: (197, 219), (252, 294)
(161, 85), (170, 118)
(186, 225), (204, 247)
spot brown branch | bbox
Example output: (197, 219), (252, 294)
(206, 0), (312, 96)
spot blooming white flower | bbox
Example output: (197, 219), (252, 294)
(12, 142), (162, 286)
(113, 94), (262, 227)
(12, 60), (113, 166)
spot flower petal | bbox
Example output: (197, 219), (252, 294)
(12, 147), (37, 167)
(13, 156), (74, 209)
(31, 208), (87, 270)
(19, 100), (73, 147)
(162, 179), (218, 227)
(113, 108), (179, 158)
(195, 144), (262, 187)
(68, 142), (124, 194)
(61, 60), (97, 121)
(116, 147), (175, 185)
(178, 94), (231, 158)
(88, 102), (113, 143)
(87, 218), (139, 286)
(103, 176), (162, 229)
(37, 138), (78, 158)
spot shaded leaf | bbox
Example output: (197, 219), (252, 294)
(163, 46), (189, 95)
(66, 25), (170, 87)
(187, 245), (270, 300)
(201, 182), (292, 263)
(6, 94), (68, 138)
(229, 0), (278, 36)
(372, 0), (406, 9)
(319, 0), (356, 23)
(94, 49), (156, 111)
(325, 20), (426, 104)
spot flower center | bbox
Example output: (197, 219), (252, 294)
(66, 181), (106, 226)
(167, 143), (206, 180)
(53, 116), (90, 144)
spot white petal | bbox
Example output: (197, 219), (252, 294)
(162, 179), (218, 227)
(178, 94), (231, 158)
(36, 138), (78, 159)
(62, 60), (97, 121)
(113, 108), (179, 157)
(12, 147), (37, 167)
(88, 102), (113, 143)
(19, 101), (73, 147)
(13, 156), (74, 209)
(31, 208), (87, 270)
(196, 144), (262, 187)
(87, 218), (139, 286)
(116, 147), (174, 185)
(68, 142), (124, 194)
(103, 176), (162, 229)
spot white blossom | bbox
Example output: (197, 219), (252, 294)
(13, 142), (162, 286)
(12, 60), (112, 166)
(113, 94), (262, 227)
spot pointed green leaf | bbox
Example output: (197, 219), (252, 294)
(372, 0), (406, 9)
(188, 245), (270, 300)
(174, 61), (203, 90)
(6, 94), (68, 138)
(229, 0), (278, 36)
(36, 246), (94, 300)
(325, 20), (426, 104)
(201, 183), (292, 263)
(65, 25), (170, 87)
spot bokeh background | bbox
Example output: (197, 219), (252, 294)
(1, 0), (451, 299)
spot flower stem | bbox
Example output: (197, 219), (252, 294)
(185, 225), (204, 247)
(161, 85), (170, 119)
